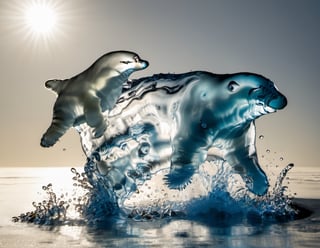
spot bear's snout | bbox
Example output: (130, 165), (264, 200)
(140, 59), (149, 69)
(267, 92), (287, 110)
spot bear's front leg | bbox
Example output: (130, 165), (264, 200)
(225, 122), (269, 196)
(83, 95), (107, 138)
(229, 155), (269, 196)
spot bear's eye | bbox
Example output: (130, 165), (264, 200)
(227, 81), (240, 92)
(120, 60), (133, 64)
(133, 56), (139, 63)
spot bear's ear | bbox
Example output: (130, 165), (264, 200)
(45, 79), (63, 94)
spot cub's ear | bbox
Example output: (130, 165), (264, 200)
(45, 79), (64, 94)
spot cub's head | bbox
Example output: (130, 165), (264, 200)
(101, 50), (149, 75)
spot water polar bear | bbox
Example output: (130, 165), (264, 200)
(160, 72), (287, 195)
(78, 71), (287, 196)
(41, 51), (149, 147)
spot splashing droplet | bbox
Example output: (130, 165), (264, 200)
(201, 122), (207, 129)
(138, 142), (151, 157)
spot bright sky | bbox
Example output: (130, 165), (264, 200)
(0, 0), (319, 168)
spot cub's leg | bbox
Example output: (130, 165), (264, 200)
(41, 106), (75, 147)
(83, 95), (107, 138)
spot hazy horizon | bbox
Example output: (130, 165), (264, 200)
(0, 0), (319, 169)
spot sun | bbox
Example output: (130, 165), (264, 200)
(1, 0), (76, 53)
(24, 1), (58, 38)
(24, 2), (57, 36)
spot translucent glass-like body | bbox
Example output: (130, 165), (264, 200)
(77, 71), (287, 198)
(41, 51), (148, 147)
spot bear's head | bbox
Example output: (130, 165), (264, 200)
(206, 73), (287, 131)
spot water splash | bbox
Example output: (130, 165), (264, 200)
(13, 160), (298, 225)
(12, 183), (69, 225)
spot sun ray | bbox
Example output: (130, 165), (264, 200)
(24, 1), (57, 36)
(21, 0), (63, 47)
(0, 0), (76, 54)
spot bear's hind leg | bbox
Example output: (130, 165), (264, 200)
(164, 163), (195, 190)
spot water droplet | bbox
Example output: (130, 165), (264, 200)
(138, 142), (150, 157)
(280, 157), (284, 161)
(259, 135), (264, 140)
(266, 149), (270, 153)
(201, 122), (207, 129)
(12, 217), (19, 222)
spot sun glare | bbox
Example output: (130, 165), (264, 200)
(24, 2), (57, 35)
(2, 0), (76, 52)
(3, 0), (70, 49)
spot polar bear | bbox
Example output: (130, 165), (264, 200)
(40, 51), (149, 147)
(160, 72), (287, 195)
(78, 71), (287, 196)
